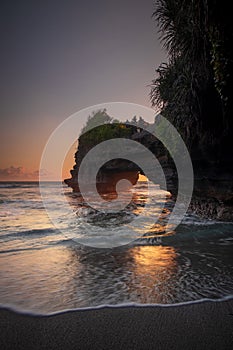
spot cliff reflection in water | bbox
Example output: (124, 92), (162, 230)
(65, 180), (173, 239)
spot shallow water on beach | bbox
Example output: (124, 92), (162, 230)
(0, 181), (233, 314)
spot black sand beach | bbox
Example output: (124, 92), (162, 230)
(1, 299), (233, 349)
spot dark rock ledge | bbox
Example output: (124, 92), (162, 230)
(65, 126), (233, 221)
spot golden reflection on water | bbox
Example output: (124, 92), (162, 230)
(0, 247), (81, 312)
(0, 182), (178, 311)
(0, 243), (179, 311)
(130, 245), (177, 269)
(124, 245), (178, 303)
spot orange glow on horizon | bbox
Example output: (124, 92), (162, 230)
(62, 142), (77, 180)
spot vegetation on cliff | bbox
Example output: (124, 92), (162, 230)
(80, 110), (132, 147)
(79, 109), (149, 148)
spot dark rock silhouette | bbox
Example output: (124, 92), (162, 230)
(65, 115), (233, 221)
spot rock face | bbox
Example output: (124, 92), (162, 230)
(64, 124), (141, 194)
(190, 161), (233, 221)
(65, 123), (233, 221)
(64, 121), (177, 193)
(65, 161), (140, 194)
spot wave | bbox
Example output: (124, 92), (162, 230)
(53, 238), (79, 247)
(0, 181), (61, 189)
(0, 228), (57, 240)
(0, 294), (233, 316)
(0, 246), (47, 255)
(0, 182), (39, 189)
(180, 213), (233, 226)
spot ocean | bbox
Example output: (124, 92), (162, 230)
(0, 181), (233, 314)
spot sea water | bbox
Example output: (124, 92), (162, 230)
(0, 181), (233, 314)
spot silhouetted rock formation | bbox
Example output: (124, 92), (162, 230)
(65, 119), (233, 221)
(64, 121), (177, 201)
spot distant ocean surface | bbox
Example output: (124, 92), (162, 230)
(0, 181), (233, 314)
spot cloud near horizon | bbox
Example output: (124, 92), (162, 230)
(0, 166), (54, 180)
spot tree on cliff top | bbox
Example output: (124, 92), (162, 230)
(79, 110), (132, 147)
(81, 109), (113, 134)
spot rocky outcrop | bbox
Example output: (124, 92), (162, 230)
(190, 161), (233, 220)
(64, 125), (142, 194)
(65, 123), (233, 221)
(64, 124), (178, 197)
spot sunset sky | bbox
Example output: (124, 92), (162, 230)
(0, 0), (166, 181)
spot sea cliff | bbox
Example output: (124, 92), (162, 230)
(64, 114), (233, 221)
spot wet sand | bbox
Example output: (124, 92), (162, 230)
(0, 299), (233, 349)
